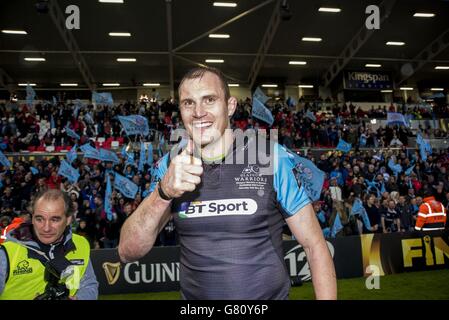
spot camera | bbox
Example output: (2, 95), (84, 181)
(34, 260), (70, 300)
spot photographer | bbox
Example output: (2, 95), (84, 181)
(0, 189), (98, 300)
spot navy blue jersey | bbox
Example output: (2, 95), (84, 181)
(149, 135), (311, 299)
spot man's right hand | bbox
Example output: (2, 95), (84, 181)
(160, 140), (203, 199)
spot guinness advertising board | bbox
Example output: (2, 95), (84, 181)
(92, 231), (448, 295)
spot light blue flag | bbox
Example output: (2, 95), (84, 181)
(424, 140), (432, 154)
(359, 135), (367, 147)
(317, 211), (326, 224)
(52, 96), (57, 106)
(118, 115), (149, 136)
(253, 87), (270, 104)
(50, 115), (55, 130)
(416, 133), (428, 161)
(336, 139), (352, 153)
(365, 178), (380, 197)
(288, 149), (325, 201)
(121, 145), (128, 158)
(92, 91), (114, 106)
(305, 111), (316, 122)
(331, 214), (343, 238)
(0, 150), (11, 168)
(351, 198), (372, 230)
(104, 175), (113, 221)
(84, 112), (94, 125)
(114, 173), (138, 199)
(57, 160), (80, 184)
(99, 148), (119, 164)
(252, 97), (274, 126)
(336, 116), (342, 126)
(387, 112), (408, 127)
(73, 99), (84, 119)
(147, 143), (153, 166)
(286, 97), (296, 108)
(405, 114), (413, 126)
(80, 143), (101, 160)
(416, 133), (424, 146)
(419, 143), (427, 161)
(138, 142), (146, 173)
(125, 151), (135, 168)
(405, 165), (415, 176)
(65, 126), (80, 140)
(351, 198), (364, 216)
(26, 84), (36, 107)
(388, 158), (402, 176)
(30, 167), (39, 175)
(66, 145), (78, 164)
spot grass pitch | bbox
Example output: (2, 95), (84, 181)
(100, 269), (449, 300)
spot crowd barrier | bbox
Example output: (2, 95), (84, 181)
(91, 231), (449, 295)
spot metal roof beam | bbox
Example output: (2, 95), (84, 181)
(173, 0), (275, 53)
(397, 27), (449, 86)
(47, 0), (96, 91)
(322, 0), (396, 88)
(248, 0), (281, 89)
(0, 67), (16, 94)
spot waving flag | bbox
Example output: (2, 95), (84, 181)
(287, 148), (325, 201)
(331, 214), (343, 238)
(253, 87), (270, 104)
(52, 96), (57, 106)
(65, 126), (80, 140)
(66, 145), (78, 164)
(104, 175), (113, 221)
(30, 167), (39, 175)
(0, 150), (11, 168)
(365, 178), (380, 197)
(305, 111), (316, 122)
(73, 99), (84, 118)
(388, 158), (402, 176)
(99, 148), (119, 164)
(118, 115), (149, 136)
(92, 91), (114, 106)
(57, 160), (80, 184)
(351, 198), (372, 230)
(50, 115), (55, 130)
(387, 112), (408, 127)
(114, 173), (138, 199)
(336, 139), (352, 153)
(359, 135), (367, 147)
(405, 165), (415, 176)
(26, 84), (36, 107)
(138, 142), (146, 173)
(286, 97), (297, 108)
(147, 143), (154, 166)
(80, 143), (101, 160)
(252, 97), (274, 126)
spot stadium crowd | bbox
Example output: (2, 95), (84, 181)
(0, 97), (448, 248)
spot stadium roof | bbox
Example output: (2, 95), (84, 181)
(0, 0), (448, 92)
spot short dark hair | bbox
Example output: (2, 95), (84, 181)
(178, 66), (230, 101)
(31, 189), (74, 218)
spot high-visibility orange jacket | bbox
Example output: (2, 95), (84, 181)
(415, 196), (447, 231)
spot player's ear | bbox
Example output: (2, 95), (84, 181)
(227, 97), (237, 117)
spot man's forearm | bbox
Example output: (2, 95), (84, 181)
(306, 241), (337, 300)
(118, 185), (172, 262)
